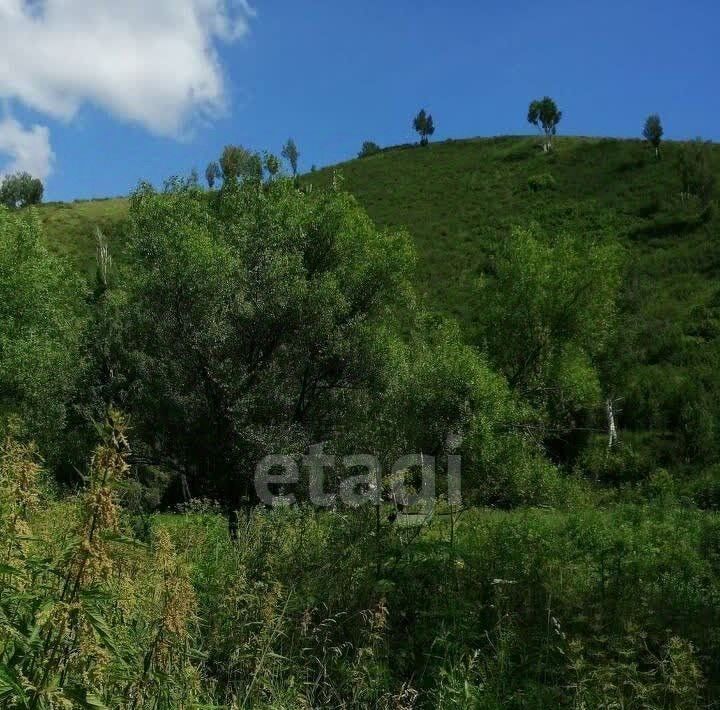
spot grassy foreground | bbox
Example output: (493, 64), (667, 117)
(14, 490), (720, 708)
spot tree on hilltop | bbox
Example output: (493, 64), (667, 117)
(527, 97), (562, 152)
(643, 114), (664, 159)
(413, 109), (435, 146)
(205, 161), (220, 189)
(219, 145), (263, 185)
(0, 172), (44, 208)
(281, 138), (300, 177)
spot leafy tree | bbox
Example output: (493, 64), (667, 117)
(477, 225), (622, 442)
(121, 176), (415, 507)
(376, 316), (561, 507)
(281, 138), (300, 176)
(0, 207), (83, 458)
(527, 97), (562, 152)
(413, 109), (435, 146)
(264, 152), (280, 178)
(643, 114), (664, 158)
(359, 141), (382, 158)
(219, 145), (262, 184)
(205, 161), (220, 188)
(0, 172), (44, 208)
(679, 138), (716, 207)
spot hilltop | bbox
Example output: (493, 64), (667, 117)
(37, 135), (720, 331)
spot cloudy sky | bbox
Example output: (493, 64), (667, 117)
(1, 0), (718, 201)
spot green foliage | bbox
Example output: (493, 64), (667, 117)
(0, 207), (83, 458)
(527, 172), (556, 191)
(528, 97), (562, 151)
(477, 225), (622, 436)
(204, 160), (220, 189)
(264, 151), (280, 177)
(412, 109), (435, 146)
(359, 141), (382, 158)
(0, 172), (44, 208)
(281, 138), (300, 176)
(679, 138), (716, 207)
(0, 416), (209, 708)
(4, 132), (720, 706)
(643, 113), (664, 157)
(121, 177), (416, 504)
(684, 464), (720, 509)
(219, 144), (262, 184)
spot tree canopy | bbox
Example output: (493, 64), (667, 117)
(219, 145), (263, 184)
(477, 225), (623, 442)
(205, 161), (220, 188)
(527, 97), (562, 152)
(281, 138), (300, 176)
(0, 172), (44, 208)
(643, 114), (664, 157)
(413, 109), (436, 146)
(120, 177), (415, 505)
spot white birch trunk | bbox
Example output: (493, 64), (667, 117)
(606, 398), (618, 450)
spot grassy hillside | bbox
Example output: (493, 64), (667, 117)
(305, 136), (719, 340)
(8, 136), (720, 707)
(37, 197), (129, 275)
(37, 136), (720, 338)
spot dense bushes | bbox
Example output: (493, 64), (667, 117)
(527, 173), (556, 191)
(0, 207), (84, 460)
(77, 177), (560, 510)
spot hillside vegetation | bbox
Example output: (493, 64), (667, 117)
(37, 136), (720, 472)
(3, 135), (719, 708)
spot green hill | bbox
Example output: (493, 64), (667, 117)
(305, 137), (719, 339)
(35, 135), (720, 470)
(38, 137), (720, 336)
(37, 196), (129, 275)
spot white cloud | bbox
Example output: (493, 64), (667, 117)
(0, 0), (254, 137)
(0, 116), (53, 180)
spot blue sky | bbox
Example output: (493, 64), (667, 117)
(1, 0), (718, 202)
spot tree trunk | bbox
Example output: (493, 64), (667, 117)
(606, 398), (618, 450)
(180, 472), (191, 502)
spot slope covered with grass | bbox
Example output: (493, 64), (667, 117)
(306, 136), (719, 340)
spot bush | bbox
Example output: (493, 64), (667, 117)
(0, 206), (84, 460)
(527, 173), (557, 191)
(0, 171), (44, 208)
(359, 141), (382, 158)
(685, 465), (720, 510)
(579, 438), (655, 484)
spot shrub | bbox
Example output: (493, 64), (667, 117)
(0, 207), (84, 460)
(0, 172), (44, 208)
(359, 141), (382, 158)
(686, 465), (720, 510)
(527, 173), (557, 191)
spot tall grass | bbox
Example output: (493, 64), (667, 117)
(2, 432), (717, 707)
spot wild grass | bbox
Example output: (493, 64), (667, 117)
(4, 449), (717, 708)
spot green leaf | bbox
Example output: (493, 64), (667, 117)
(0, 662), (30, 704)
